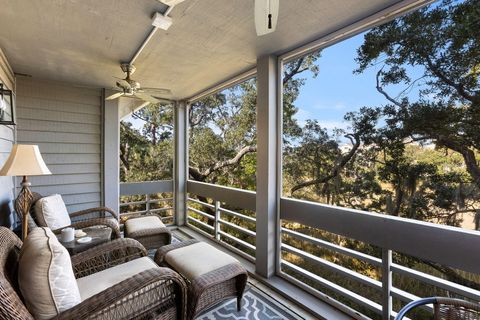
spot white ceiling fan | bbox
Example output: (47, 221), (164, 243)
(255, 0), (279, 36)
(106, 63), (172, 103)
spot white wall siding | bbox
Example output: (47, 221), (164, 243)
(0, 48), (16, 228)
(16, 78), (103, 212)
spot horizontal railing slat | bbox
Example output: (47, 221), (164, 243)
(391, 263), (480, 301)
(187, 216), (214, 230)
(218, 230), (256, 251)
(282, 244), (381, 290)
(219, 207), (256, 223)
(280, 197), (480, 274)
(187, 197), (215, 209)
(216, 237), (256, 262)
(282, 260), (383, 314)
(390, 287), (433, 313)
(186, 221), (215, 238)
(187, 207), (215, 220)
(120, 180), (173, 195)
(218, 218), (256, 237)
(188, 180), (256, 211)
(281, 227), (382, 267)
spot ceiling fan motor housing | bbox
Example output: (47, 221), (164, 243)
(120, 63), (136, 75)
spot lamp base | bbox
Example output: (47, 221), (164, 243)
(16, 175), (33, 240)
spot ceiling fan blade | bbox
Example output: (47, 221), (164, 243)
(139, 87), (172, 95)
(255, 0), (279, 36)
(116, 80), (131, 90)
(135, 92), (160, 104)
(106, 92), (124, 100)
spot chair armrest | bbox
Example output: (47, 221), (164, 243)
(69, 206), (119, 221)
(71, 238), (147, 278)
(54, 268), (187, 320)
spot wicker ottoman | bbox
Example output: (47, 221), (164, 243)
(124, 215), (172, 249)
(154, 239), (248, 320)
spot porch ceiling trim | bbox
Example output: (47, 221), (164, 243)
(184, 0), (433, 103)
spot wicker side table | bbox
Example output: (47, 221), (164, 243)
(154, 239), (248, 320)
(57, 227), (112, 255)
(124, 215), (171, 249)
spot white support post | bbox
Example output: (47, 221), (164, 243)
(256, 55), (278, 278)
(215, 200), (221, 240)
(103, 90), (120, 214)
(145, 194), (150, 214)
(174, 100), (188, 226)
(382, 249), (392, 320)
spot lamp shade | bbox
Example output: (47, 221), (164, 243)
(0, 144), (51, 176)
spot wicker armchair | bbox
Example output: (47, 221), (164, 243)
(396, 297), (480, 319)
(0, 226), (187, 320)
(15, 192), (121, 239)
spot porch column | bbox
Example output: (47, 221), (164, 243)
(256, 55), (278, 278)
(174, 100), (188, 225)
(103, 90), (120, 213)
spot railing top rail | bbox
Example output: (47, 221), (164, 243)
(280, 197), (480, 274)
(120, 180), (173, 195)
(187, 180), (256, 211)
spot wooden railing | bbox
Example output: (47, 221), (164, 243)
(119, 180), (174, 224)
(185, 181), (480, 319)
(186, 180), (256, 262)
(279, 198), (480, 319)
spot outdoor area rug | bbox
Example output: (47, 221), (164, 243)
(197, 286), (303, 320)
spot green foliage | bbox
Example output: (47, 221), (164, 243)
(120, 104), (174, 182)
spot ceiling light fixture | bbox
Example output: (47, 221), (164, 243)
(152, 12), (173, 30)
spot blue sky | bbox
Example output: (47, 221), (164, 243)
(291, 32), (424, 133)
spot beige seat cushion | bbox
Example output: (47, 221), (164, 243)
(125, 216), (165, 234)
(165, 242), (239, 281)
(19, 227), (81, 320)
(76, 257), (158, 301)
(35, 194), (71, 230)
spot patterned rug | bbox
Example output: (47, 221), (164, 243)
(197, 286), (303, 320)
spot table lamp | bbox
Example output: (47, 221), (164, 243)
(0, 144), (51, 239)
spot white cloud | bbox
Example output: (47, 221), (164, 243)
(295, 109), (313, 127)
(294, 110), (348, 131)
(311, 101), (347, 111)
(318, 120), (348, 131)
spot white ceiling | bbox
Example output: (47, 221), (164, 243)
(0, 0), (402, 100)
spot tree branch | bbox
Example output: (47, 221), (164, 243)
(189, 145), (257, 181)
(376, 69), (402, 107)
(436, 136), (480, 188)
(290, 134), (361, 194)
(282, 58), (312, 85)
(425, 56), (476, 103)
(119, 143), (130, 171)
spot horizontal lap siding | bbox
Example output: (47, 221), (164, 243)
(16, 78), (103, 212)
(0, 127), (15, 227)
(0, 50), (15, 228)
